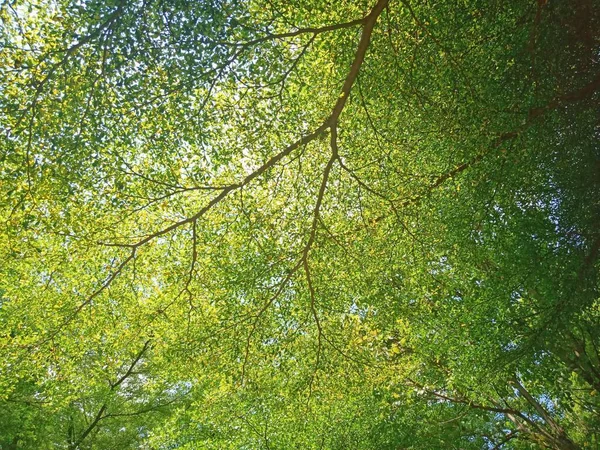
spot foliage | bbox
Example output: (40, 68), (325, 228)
(1, 0), (599, 448)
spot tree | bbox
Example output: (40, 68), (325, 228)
(1, 0), (599, 448)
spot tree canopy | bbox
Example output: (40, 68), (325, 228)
(1, 0), (599, 448)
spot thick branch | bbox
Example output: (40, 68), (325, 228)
(330, 0), (388, 123)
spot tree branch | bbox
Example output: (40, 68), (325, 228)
(69, 340), (151, 449)
(47, 0), (389, 346)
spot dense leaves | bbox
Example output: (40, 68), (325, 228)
(1, 0), (599, 448)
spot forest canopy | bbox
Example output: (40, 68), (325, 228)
(1, 0), (599, 448)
